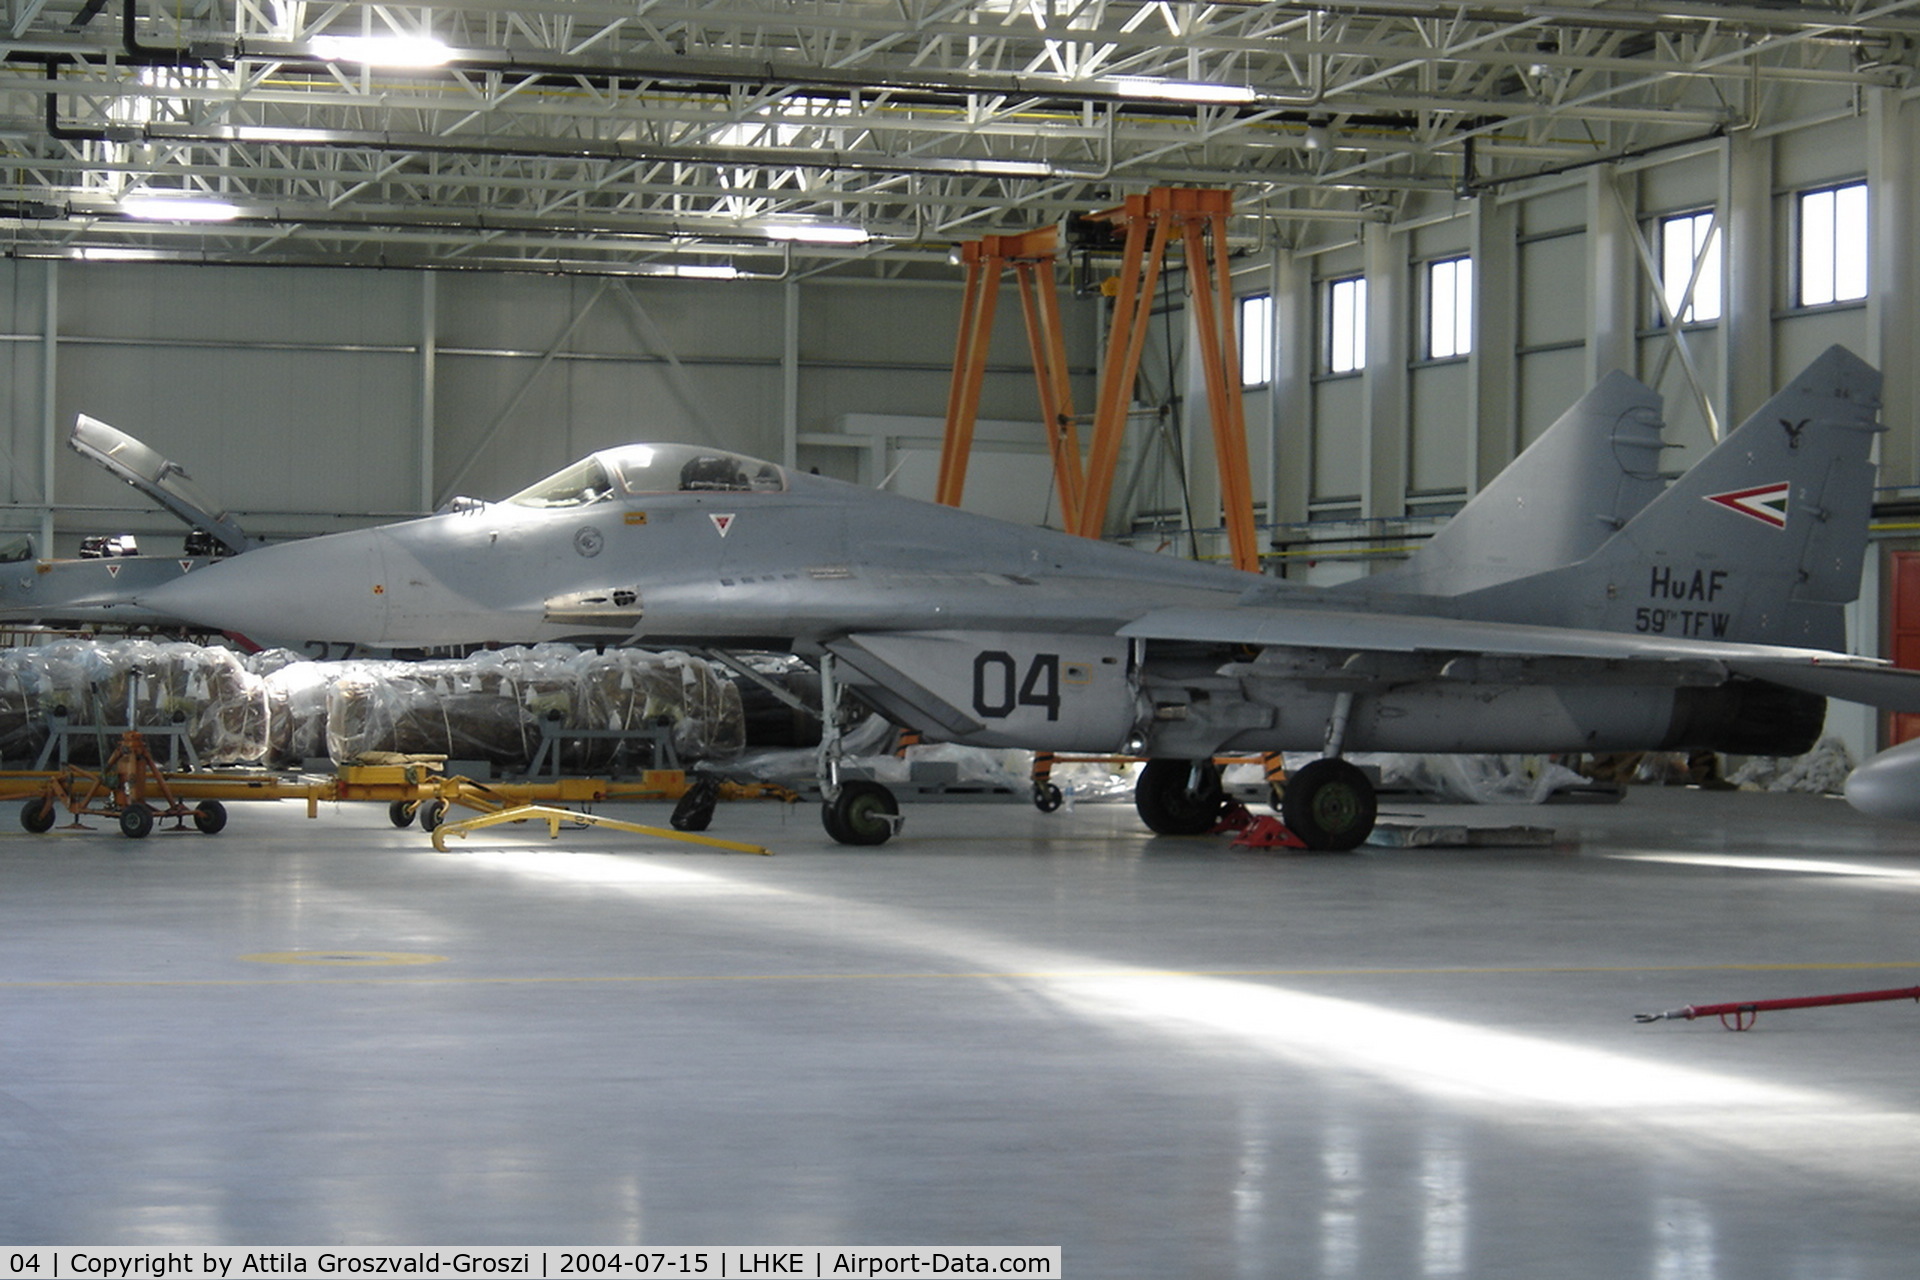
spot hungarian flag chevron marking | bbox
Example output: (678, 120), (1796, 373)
(1704, 482), (1790, 529)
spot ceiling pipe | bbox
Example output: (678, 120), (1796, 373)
(99, 0), (1324, 115)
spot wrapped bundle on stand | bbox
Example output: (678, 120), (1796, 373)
(249, 650), (341, 769)
(22, 639), (269, 766)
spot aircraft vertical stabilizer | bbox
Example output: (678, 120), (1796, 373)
(1362, 371), (1667, 596)
(1461, 345), (1882, 650)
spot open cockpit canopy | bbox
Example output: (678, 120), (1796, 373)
(504, 444), (787, 509)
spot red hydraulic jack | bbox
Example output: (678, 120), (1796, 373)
(1635, 984), (1920, 1031)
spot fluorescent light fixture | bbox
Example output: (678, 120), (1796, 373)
(119, 194), (242, 221)
(674, 264), (743, 280)
(761, 222), (870, 245)
(309, 34), (456, 67)
(71, 247), (167, 262)
(1109, 76), (1257, 105)
(962, 158), (1056, 177)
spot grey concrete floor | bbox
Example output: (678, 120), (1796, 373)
(4, 784), (1920, 1277)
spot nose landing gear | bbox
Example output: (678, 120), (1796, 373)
(814, 651), (902, 846)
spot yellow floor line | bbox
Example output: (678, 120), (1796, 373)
(4, 959), (1918, 990)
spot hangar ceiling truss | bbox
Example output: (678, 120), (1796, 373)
(0, 0), (1915, 275)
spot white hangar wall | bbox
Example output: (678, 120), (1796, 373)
(0, 262), (1089, 556)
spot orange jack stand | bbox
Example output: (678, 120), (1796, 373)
(26, 730), (227, 838)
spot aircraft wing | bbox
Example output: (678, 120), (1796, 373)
(1117, 605), (1920, 712)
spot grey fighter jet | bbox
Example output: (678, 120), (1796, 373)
(53, 344), (1920, 847)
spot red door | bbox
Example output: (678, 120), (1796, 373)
(1889, 551), (1920, 744)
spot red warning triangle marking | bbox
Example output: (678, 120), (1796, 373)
(179, 560), (194, 573)
(1704, 482), (1790, 530)
(105, 563), (121, 578)
(709, 513), (736, 537)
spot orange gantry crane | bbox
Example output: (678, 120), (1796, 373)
(935, 187), (1260, 573)
(936, 224), (1089, 534)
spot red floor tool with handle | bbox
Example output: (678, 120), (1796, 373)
(1635, 984), (1920, 1031)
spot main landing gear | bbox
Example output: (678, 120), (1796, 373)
(1278, 758), (1376, 851)
(1132, 755), (1377, 851)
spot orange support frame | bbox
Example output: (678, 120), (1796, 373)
(938, 189), (1260, 574)
(1079, 188), (1259, 572)
(936, 226), (1086, 532)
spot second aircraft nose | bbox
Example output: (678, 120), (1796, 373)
(137, 527), (391, 650)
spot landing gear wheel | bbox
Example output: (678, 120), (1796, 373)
(822, 780), (900, 846)
(118, 803), (155, 840)
(19, 797), (55, 834)
(388, 800), (418, 829)
(671, 777), (719, 832)
(418, 799), (448, 833)
(1032, 782), (1064, 813)
(1134, 759), (1227, 835)
(1281, 758), (1377, 852)
(192, 800), (228, 835)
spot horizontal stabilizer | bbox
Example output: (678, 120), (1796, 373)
(1725, 658), (1920, 714)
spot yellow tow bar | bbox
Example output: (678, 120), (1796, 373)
(429, 803), (773, 856)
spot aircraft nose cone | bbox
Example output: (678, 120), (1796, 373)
(1844, 737), (1920, 823)
(139, 530), (389, 648)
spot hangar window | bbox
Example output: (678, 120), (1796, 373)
(1798, 181), (1868, 308)
(1657, 209), (1721, 325)
(1325, 276), (1367, 374)
(1426, 256), (1473, 359)
(1239, 293), (1273, 387)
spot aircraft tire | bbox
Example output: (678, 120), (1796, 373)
(192, 800), (228, 835)
(388, 801), (418, 829)
(419, 799), (447, 833)
(19, 797), (55, 834)
(823, 780), (899, 846)
(1281, 758), (1377, 852)
(1134, 758), (1226, 835)
(118, 803), (154, 840)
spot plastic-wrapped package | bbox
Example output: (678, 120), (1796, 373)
(0, 647), (60, 762)
(1367, 753), (1588, 805)
(1725, 737), (1857, 794)
(153, 642), (270, 765)
(0, 639), (747, 772)
(662, 651), (745, 761)
(570, 648), (678, 770)
(250, 651), (342, 768)
(729, 713), (898, 783)
(15, 639), (268, 765)
(568, 649), (746, 767)
(326, 658), (539, 765)
(321, 645), (745, 769)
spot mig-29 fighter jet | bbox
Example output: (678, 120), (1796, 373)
(38, 344), (1920, 848)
